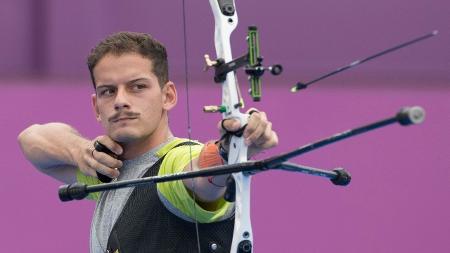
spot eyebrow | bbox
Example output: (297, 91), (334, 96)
(126, 77), (151, 85)
(95, 84), (115, 90)
(96, 78), (151, 89)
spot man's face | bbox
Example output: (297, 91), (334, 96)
(92, 53), (176, 143)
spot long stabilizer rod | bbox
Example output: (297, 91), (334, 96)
(263, 106), (425, 167)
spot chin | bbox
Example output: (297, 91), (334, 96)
(109, 129), (142, 143)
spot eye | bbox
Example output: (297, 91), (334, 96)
(131, 83), (147, 91)
(97, 87), (116, 97)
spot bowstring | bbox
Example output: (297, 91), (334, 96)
(181, 0), (202, 252)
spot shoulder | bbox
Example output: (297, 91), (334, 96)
(156, 138), (203, 160)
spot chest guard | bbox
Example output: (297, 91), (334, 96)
(107, 142), (235, 253)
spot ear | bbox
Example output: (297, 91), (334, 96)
(91, 93), (102, 122)
(162, 81), (177, 111)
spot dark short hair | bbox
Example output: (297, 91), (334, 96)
(87, 31), (168, 88)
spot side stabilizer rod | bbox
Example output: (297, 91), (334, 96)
(279, 162), (351, 186)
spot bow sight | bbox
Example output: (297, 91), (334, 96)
(204, 26), (282, 106)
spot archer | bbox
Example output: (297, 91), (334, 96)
(18, 31), (278, 253)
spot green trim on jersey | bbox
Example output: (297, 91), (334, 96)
(76, 171), (101, 200)
(157, 138), (232, 223)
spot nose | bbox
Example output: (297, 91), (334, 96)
(114, 86), (131, 111)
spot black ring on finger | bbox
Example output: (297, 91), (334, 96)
(94, 140), (118, 158)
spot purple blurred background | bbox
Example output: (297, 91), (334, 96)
(1, 0), (449, 252)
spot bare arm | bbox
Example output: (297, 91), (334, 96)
(18, 123), (122, 184)
(183, 156), (228, 208)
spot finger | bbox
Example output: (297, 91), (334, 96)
(79, 162), (98, 178)
(92, 150), (123, 169)
(244, 111), (267, 139)
(269, 129), (279, 148)
(245, 120), (269, 146)
(254, 122), (277, 148)
(247, 124), (279, 157)
(87, 156), (120, 178)
(79, 146), (100, 178)
(96, 135), (123, 156)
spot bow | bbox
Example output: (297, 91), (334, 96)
(207, 0), (252, 250)
(201, 0), (284, 251)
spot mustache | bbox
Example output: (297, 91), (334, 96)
(109, 111), (140, 122)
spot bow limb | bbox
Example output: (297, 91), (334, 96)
(209, 0), (253, 252)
